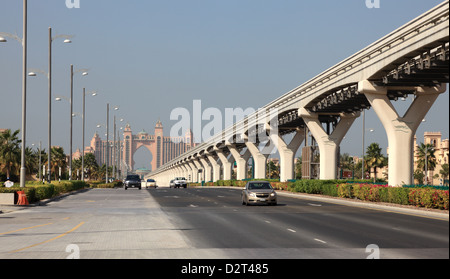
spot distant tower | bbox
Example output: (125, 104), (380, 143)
(185, 129), (193, 149)
(90, 132), (102, 165)
(88, 120), (196, 173)
(155, 119), (163, 169)
(123, 123), (133, 170)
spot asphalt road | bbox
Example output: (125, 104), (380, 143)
(0, 187), (448, 259)
(150, 187), (449, 259)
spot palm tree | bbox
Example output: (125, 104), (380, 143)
(339, 153), (352, 170)
(416, 143), (437, 171)
(267, 161), (279, 179)
(84, 153), (99, 180)
(439, 163), (448, 182)
(24, 146), (38, 176)
(295, 156), (302, 180)
(50, 147), (67, 181)
(0, 129), (21, 179)
(72, 157), (82, 180)
(416, 143), (437, 184)
(365, 143), (387, 181)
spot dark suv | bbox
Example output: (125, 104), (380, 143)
(124, 174), (141, 190)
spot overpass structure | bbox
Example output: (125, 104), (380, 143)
(146, 1), (449, 187)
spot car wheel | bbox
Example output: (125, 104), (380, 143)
(124, 187), (127, 190)
(242, 196), (246, 206)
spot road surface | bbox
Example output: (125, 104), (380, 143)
(0, 187), (448, 259)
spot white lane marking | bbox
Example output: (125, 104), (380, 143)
(287, 229), (296, 233)
(314, 238), (327, 244)
(265, 220), (271, 224)
(189, 204), (198, 208)
(308, 203), (322, 207)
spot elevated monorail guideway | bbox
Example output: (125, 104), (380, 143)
(147, 1), (449, 187)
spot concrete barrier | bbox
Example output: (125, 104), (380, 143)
(0, 193), (15, 205)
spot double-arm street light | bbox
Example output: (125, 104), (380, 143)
(69, 65), (89, 180)
(106, 104), (119, 183)
(361, 110), (375, 179)
(82, 89), (99, 182)
(27, 27), (73, 183)
(0, 0), (28, 187)
(98, 104), (119, 183)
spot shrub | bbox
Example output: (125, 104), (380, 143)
(337, 183), (353, 198)
(409, 188), (449, 210)
(94, 183), (116, 188)
(289, 180), (339, 196)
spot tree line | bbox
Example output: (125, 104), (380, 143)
(0, 129), (115, 182)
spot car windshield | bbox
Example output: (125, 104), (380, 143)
(126, 175), (140, 180)
(175, 177), (186, 180)
(248, 183), (272, 190)
(147, 179), (155, 182)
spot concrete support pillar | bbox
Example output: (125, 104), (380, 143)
(182, 165), (188, 178)
(183, 163), (193, 182)
(206, 153), (221, 182)
(188, 161), (198, 183)
(178, 164), (185, 178)
(300, 110), (358, 180)
(269, 129), (305, 182)
(215, 149), (233, 180)
(245, 140), (271, 179)
(199, 156), (212, 182)
(359, 80), (446, 186)
(167, 170), (174, 181)
(193, 159), (203, 182)
(227, 145), (250, 181)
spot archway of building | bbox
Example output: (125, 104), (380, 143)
(133, 145), (154, 172)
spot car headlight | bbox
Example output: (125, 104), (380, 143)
(270, 192), (276, 197)
(249, 192), (256, 198)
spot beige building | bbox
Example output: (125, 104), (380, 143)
(414, 132), (449, 185)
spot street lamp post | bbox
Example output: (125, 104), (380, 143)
(106, 103), (109, 183)
(82, 88), (85, 182)
(69, 65), (88, 180)
(0, 1), (28, 187)
(362, 111), (365, 180)
(81, 89), (98, 182)
(361, 111), (376, 179)
(28, 27), (72, 183)
(20, 0), (27, 188)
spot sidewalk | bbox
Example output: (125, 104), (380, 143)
(0, 188), (91, 215)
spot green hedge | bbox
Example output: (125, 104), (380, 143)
(0, 180), (89, 204)
(336, 183), (448, 210)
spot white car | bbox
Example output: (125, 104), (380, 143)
(169, 180), (175, 188)
(170, 177), (187, 188)
(145, 179), (157, 189)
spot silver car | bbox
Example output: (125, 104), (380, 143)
(241, 181), (277, 206)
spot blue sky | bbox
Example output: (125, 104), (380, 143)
(1, 0), (448, 170)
